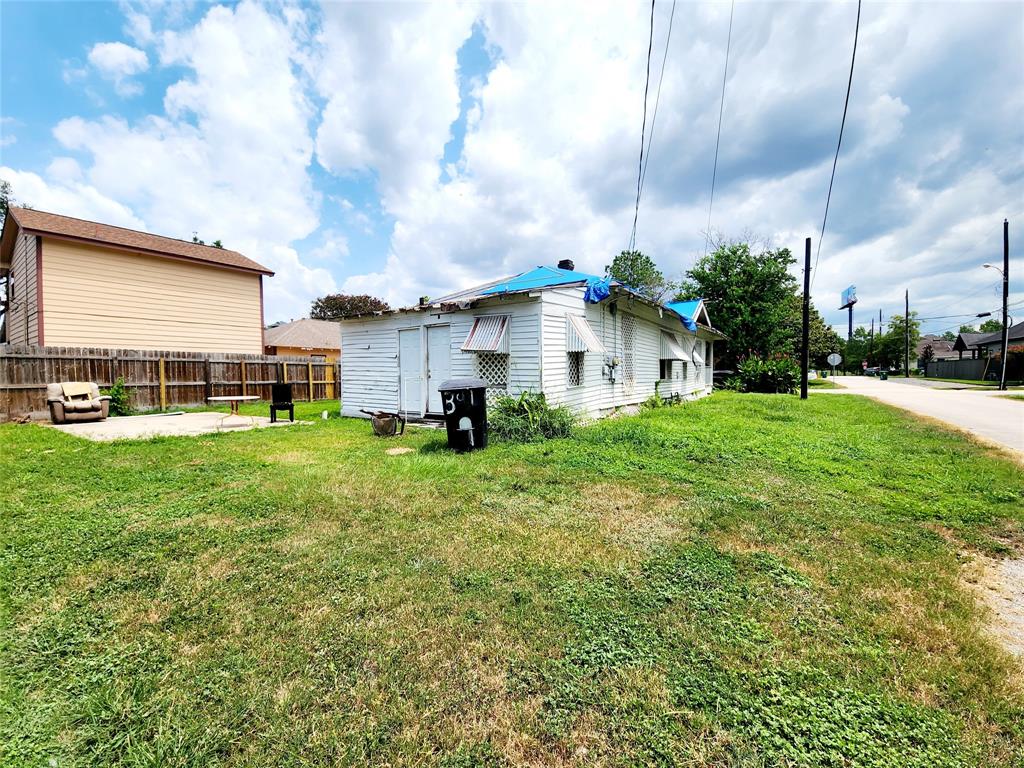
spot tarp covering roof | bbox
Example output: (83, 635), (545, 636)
(664, 300), (701, 333)
(481, 265), (602, 295)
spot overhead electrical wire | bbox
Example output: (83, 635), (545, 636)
(628, 0), (657, 252)
(704, 0), (735, 257)
(638, 0), (678, 202)
(810, 0), (862, 289)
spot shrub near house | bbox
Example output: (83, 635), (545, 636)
(729, 354), (800, 394)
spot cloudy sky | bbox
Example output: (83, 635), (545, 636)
(1, 0), (1021, 335)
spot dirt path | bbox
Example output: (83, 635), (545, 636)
(965, 554), (1024, 658)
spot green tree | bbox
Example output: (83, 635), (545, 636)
(958, 324), (977, 334)
(677, 241), (799, 368)
(843, 326), (874, 371)
(979, 318), (1002, 333)
(941, 331), (956, 342)
(876, 312), (921, 373)
(311, 293), (391, 320)
(607, 250), (674, 300)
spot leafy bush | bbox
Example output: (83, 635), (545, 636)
(101, 376), (132, 416)
(489, 391), (575, 442)
(734, 354), (800, 394)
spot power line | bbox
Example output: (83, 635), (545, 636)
(628, 0), (657, 252)
(638, 0), (678, 202)
(810, 0), (862, 290)
(703, 0), (735, 257)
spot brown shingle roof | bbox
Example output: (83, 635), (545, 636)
(264, 318), (341, 350)
(4, 207), (273, 275)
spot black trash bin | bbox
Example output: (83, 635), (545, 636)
(437, 377), (488, 452)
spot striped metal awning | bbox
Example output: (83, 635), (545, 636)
(461, 315), (510, 352)
(566, 314), (606, 353)
(660, 331), (691, 361)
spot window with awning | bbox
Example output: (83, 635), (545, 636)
(461, 315), (510, 352)
(566, 314), (606, 353)
(660, 331), (691, 361)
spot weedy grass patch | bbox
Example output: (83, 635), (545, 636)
(1, 394), (1022, 767)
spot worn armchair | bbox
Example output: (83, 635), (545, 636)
(46, 382), (111, 424)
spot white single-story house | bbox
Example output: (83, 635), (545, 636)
(339, 261), (725, 419)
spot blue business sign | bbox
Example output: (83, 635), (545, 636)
(840, 285), (857, 308)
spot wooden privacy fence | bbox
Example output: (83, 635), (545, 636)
(1, 345), (339, 421)
(923, 358), (989, 381)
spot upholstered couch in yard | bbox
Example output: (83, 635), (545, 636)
(47, 382), (111, 424)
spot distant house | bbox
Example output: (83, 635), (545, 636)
(340, 261), (724, 419)
(974, 321), (1024, 356)
(0, 207), (272, 353)
(952, 332), (987, 360)
(916, 334), (957, 365)
(264, 318), (341, 361)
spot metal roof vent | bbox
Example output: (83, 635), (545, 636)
(557, 259), (575, 271)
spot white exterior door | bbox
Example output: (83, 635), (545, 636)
(426, 325), (451, 414)
(399, 328), (424, 416)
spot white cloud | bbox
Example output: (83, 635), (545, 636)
(0, 166), (147, 229)
(88, 41), (149, 96)
(46, 1), (330, 320)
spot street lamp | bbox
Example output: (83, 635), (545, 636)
(981, 220), (1010, 390)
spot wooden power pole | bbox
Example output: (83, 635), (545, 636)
(999, 219), (1009, 390)
(904, 290), (910, 377)
(800, 237), (811, 399)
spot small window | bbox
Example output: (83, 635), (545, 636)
(660, 359), (673, 380)
(476, 351), (509, 390)
(311, 354), (327, 362)
(568, 351), (584, 386)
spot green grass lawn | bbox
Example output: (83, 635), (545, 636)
(808, 378), (840, 389)
(2, 394), (1022, 767)
(996, 394), (1024, 402)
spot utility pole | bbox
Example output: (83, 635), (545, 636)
(999, 218), (1009, 390)
(869, 317), (874, 365)
(904, 290), (910, 377)
(801, 237), (811, 400)
(879, 308), (883, 336)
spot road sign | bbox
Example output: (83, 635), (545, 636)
(862, 360), (868, 369)
(827, 353), (842, 367)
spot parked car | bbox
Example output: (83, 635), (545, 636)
(864, 367), (881, 376)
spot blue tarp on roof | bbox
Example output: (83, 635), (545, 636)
(665, 300), (701, 333)
(481, 265), (602, 295)
(480, 264), (704, 334)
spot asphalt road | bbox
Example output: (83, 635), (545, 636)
(828, 376), (1024, 458)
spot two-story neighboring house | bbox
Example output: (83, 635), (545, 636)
(0, 207), (273, 353)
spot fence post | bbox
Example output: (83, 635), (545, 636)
(308, 361), (314, 401)
(204, 356), (212, 401)
(241, 360), (248, 396)
(159, 357), (167, 410)
(283, 362), (289, 384)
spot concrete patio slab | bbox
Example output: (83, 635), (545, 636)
(47, 412), (306, 442)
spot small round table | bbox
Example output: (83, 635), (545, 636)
(207, 395), (260, 430)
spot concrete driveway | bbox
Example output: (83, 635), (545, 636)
(828, 376), (1024, 457)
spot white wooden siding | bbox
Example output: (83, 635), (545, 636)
(340, 296), (541, 417)
(541, 286), (713, 416)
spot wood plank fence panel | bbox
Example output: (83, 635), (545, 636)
(0, 344), (341, 421)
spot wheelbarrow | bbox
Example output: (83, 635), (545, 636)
(360, 409), (406, 437)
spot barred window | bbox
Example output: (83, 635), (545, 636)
(476, 352), (509, 390)
(567, 351), (584, 387)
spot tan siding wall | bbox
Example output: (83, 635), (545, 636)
(40, 238), (264, 353)
(268, 345), (338, 362)
(7, 230), (39, 345)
